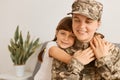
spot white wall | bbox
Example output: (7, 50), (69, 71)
(0, 0), (120, 74)
(98, 0), (120, 43)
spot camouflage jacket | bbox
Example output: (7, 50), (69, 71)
(51, 39), (120, 80)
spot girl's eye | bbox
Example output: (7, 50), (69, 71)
(69, 33), (75, 38)
(60, 32), (65, 35)
(69, 35), (75, 39)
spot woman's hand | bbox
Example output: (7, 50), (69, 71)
(73, 47), (95, 65)
(90, 36), (111, 59)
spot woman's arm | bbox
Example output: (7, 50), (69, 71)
(90, 36), (120, 79)
(95, 45), (120, 79)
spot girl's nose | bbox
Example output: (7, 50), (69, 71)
(64, 37), (68, 40)
(64, 35), (69, 41)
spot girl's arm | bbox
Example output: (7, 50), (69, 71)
(49, 46), (72, 64)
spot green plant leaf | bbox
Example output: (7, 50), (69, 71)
(14, 25), (19, 43)
(33, 38), (39, 46)
(8, 25), (41, 65)
(19, 31), (23, 48)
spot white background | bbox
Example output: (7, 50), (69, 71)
(0, 0), (120, 74)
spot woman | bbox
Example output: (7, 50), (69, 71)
(52, 0), (120, 80)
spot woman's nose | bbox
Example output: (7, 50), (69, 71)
(79, 22), (86, 29)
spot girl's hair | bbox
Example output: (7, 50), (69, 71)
(38, 16), (73, 62)
(53, 16), (73, 41)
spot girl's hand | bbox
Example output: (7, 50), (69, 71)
(73, 48), (95, 65)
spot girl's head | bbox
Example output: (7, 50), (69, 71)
(38, 17), (75, 62)
(53, 17), (75, 49)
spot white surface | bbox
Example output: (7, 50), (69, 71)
(34, 41), (56, 80)
(15, 65), (25, 77)
(0, 0), (120, 74)
(0, 72), (32, 80)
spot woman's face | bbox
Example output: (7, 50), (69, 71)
(72, 14), (100, 42)
(56, 30), (75, 49)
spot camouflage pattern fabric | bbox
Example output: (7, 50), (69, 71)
(51, 33), (120, 80)
(68, 0), (103, 20)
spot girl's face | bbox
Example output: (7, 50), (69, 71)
(56, 30), (75, 49)
(72, 14), (100, 42)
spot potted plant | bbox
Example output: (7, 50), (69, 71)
(8, 25), (40, 77)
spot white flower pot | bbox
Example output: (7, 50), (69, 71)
(14, 65), (25, 77)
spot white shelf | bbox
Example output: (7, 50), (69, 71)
(0, 72), (32, 80)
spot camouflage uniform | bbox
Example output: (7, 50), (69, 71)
(51, 37), (120, 80)
(52, 0), (120, 80)
(52, 47), (75, 80)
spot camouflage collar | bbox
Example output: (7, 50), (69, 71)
(73, 39), (90, 50)
(73, 32), (104, 51)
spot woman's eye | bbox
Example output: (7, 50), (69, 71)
(86, 20), (93, 24)
(74, 19), (80, 22)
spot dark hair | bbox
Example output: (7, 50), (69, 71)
(38, 16), (73, 62)
(53, 16), (73, 41)
(38, 48), (45, 62)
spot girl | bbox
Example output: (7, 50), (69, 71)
(34, 16), (75, 80)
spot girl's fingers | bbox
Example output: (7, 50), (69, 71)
(89, 57), (95, 62)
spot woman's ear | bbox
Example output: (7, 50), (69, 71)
(96, 21), (101, 30)
(98, 21), (101, 26)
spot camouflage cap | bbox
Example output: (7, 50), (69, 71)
(68, 0), (103, 20)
